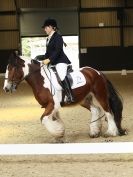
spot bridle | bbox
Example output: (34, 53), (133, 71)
(5, 64), (36, 87)
(5, 66), (23, 92)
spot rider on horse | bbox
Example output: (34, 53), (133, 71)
(35, 18), (75, 104)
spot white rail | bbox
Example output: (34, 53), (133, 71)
(0, 143), (133, 155)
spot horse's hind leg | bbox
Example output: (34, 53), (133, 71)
(41, 109), (65, 143)
(94, 93), (119, 137)
(90, 105), (102, 138)
(81, 94), (102, 138)
(104, 112), (119, 137)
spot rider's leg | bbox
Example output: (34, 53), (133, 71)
(56, 63), (75, 103)
(61, 77), (75, 103)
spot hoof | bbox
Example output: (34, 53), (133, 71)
(60, 102), (65, 107)
(103, 133), (110, 138)
(89, 132), (101, 138)
(103, 132), (118, 138)
(119, 129), (128, 136)
(104, 139), (113, 142)
(54, 137), (65, 143)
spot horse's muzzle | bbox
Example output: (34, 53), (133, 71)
(4, 87), (10, 92)
(3, 84), (17, 93)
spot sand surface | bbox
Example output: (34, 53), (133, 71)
(0, 73), (133, 176)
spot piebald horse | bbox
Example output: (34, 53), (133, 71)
(3, 52), (126, 142)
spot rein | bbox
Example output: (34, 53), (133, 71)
(42, 65), (55, 96)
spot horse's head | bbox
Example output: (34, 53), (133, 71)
(3, 51), (25, 92)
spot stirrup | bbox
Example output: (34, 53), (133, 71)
(60, 96), (75, 106)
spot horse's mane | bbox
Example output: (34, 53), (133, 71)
(19, 55), (32, 63)
(19, 56), (40, 65)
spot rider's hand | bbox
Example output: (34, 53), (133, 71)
(42, 59), (50, 65)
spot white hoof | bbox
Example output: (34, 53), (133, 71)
(89, 131), (101, 138)
(104, 129), (119, 137)
(42, 116), (65, 138)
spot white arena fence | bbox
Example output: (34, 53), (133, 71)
(0, 143), (133, 155)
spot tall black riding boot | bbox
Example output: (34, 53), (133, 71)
(61, 77), (75, 104)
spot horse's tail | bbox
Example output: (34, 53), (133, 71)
(105, 76), (126, 135)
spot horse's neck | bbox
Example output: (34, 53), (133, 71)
(25, 64), (58, 94)
(21, 58), (32, 77)
(25, 64), (45, 91)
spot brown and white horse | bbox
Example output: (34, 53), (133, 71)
(3, 52), (126, 142)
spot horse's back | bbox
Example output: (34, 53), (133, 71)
(80, 66), (101, 76)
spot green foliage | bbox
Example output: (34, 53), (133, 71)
(22, 38), (31, 57)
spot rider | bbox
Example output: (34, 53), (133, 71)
(35, 18), (75, 103)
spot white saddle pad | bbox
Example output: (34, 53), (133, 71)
(70, 71), (86, 89)
(42, 67), (86, 91)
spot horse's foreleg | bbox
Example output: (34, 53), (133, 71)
(40, 102), (54, 122)
(41, 107), (65, 143)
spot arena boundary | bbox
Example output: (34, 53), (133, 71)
(0, 143), (133, 155)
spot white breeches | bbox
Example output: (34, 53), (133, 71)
(55, 63), (68, 81)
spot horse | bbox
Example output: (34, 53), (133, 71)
(3, 51), (127, 142)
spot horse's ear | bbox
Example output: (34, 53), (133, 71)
(12, 50), (20, 58)
(14, 50), (20, 56)
(19, 58), (25, 67)
(8, 50), (21, 66)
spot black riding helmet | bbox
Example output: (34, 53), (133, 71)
(42, 18), (58, 29)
